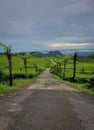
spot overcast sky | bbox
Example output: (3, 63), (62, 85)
(0, 0), (94, 51)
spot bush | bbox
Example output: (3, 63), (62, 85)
(0, 70), (3, 76)
(13, 73), (37, 79)
(62, 77), (74, 82)
(0, 74), (9, 83)
(62, 77), (88, 83)
(0, 73), (39, 84)
(86, 78), (94, 89)
(76, 78), (88, 83)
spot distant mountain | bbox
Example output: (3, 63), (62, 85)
(78, 52), (94, 56)
(59, 49), (94, 56)
(1, 49), (94, 57)
(30, 50), (63, 57)
(46, 50), (63, 57)
(88, 54), (94, 58)
(30, 51), (44, 57)
(27, 50), (94, 57)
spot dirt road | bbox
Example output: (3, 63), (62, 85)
(0, 69), (94, 130)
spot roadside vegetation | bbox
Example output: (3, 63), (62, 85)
(0, 43), (94, 95)
(0, 52), (50, 95)
(50, 53), (94, 94)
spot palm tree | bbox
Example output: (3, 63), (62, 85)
(21, 53), (30, 75)
(56, 61), (62, 75)
(0, 42), (13, 86)
(63, 55), (69, 77)
(73, 50), (78, 81)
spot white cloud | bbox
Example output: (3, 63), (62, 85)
(47, 42), (94, 49)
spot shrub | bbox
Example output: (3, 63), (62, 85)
(86, 78), (94, 89)
(0, 73), (9, 82)
(13, 73), (36, 79)
(0, 70), (3, 76)
(76, 78), (88, 83)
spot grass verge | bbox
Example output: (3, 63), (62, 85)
(52, 73), (94, 95)
(0, 77), (37, 96)
(0, 69), (46, 96)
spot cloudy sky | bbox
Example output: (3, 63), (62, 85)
(0, 0), (94, 51)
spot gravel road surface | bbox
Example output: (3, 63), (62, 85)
(0, 69), (94, 130)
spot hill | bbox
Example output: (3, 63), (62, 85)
(30, 51), (63, 57)
(46, 50), (63, 57)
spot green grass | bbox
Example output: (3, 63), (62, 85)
(0, 76), (40, 96)
(52, 57), (94, 79)
(63, 80), (94, 94)
(52, 73), (94, 94)
(0, 55), (50, 74)
(0, 55), (50, 95)
(51, 56), (94, 94)
(0, 54), (94, 95)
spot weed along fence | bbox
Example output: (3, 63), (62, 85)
(50, 57), (94, 90)
(63, 67), (94, 74)
(0, 49), (50, 87)
(1, 66), (43, 73)
(51, 66), (94, 78)
(0, 65), (44, 83)
(1, 66), (43, 72)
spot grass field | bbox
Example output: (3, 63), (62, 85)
(51, 56), (94, 77)
(0, 54), (94, 94)
(50, 56), (94, 94)
(0, 55), (50, 74)
(0, 54), (50, 94)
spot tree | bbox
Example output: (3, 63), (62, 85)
(73, 50), (78, 81)
(0, 42), (13, 86)
(63, 55), (69, 77)
(21, 53), (30, 75)
(56, 61), (62, 75)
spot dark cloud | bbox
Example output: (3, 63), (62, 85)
(0, 0), (94, 51)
